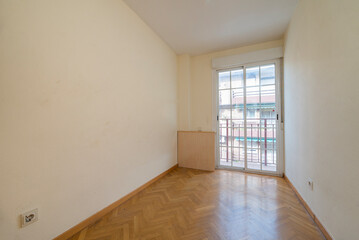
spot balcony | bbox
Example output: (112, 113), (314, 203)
(219, 118), (277, 172)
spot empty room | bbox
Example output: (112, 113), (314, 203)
(1, 0), (358, 239)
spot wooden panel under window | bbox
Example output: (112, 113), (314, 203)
(177, 131), (215, 171)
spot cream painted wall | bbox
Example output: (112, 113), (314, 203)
(177, 40), (283, 131)
(0, 0), (177, 239)
(284, 0), (359, 239)
(177, 55), (191, 130)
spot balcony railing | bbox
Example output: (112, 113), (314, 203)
(219, 118), (277, 166)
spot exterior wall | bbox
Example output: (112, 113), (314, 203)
(0, 0), (177, 239)
(284, 0), (359, 239)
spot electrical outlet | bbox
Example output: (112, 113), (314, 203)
(21, 209), (38, 227)
(307, 178), (314, 190)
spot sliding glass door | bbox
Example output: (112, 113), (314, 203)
(217, 61), (281, 174)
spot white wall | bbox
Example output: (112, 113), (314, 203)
(0, 0), (177, 239)
(284, 0), (359, 239)
(177, 55), (191, 130)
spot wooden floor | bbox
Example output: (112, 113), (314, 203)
(68, 168), (324, 240)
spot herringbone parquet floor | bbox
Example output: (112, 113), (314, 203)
(68, 168), (324, 240)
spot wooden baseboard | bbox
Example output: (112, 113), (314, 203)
(54, 164), (178, 240)
(283, 174), (332, 240)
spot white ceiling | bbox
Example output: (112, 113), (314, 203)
(123, 0), (298, 55)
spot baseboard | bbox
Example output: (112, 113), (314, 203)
(54, 164), (178, 240)
(283, 174), (332, 240)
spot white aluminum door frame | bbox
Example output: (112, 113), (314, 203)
(213, 59), (283, 176)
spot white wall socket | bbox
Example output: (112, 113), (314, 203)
(307, 178), (314, 190)
(21, 208), (38, 227)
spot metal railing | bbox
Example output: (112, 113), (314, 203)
(219, 119), (277, 165)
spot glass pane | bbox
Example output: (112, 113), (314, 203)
(262, 148), (276, 172)
(231, 120), (244, 148)
(219, 90), (230, 107)
(246, 86), (260, 119)
(261, 85), (275, 110)
(260, 64), (275, 85)
(246, 67), (259, 86)
(232, 88), (244, 106)
(246, 120), (261, 170)
(219, 126), (232, 146)
(219, 120), (228, 128)
(260, 118), (277, 172)
(261, 109), (276, 120)
(247, 120), (260, 142)
(247, 147), (260, 170)
(231, 119), (244, 127)
(232, 69), (244, 88)
(232, 108), (243, 120)
(219, 71), (230, 89)
(219, 109), (230, 119)
(220, 147), (231, 166)
(232, 148), (245, 168)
